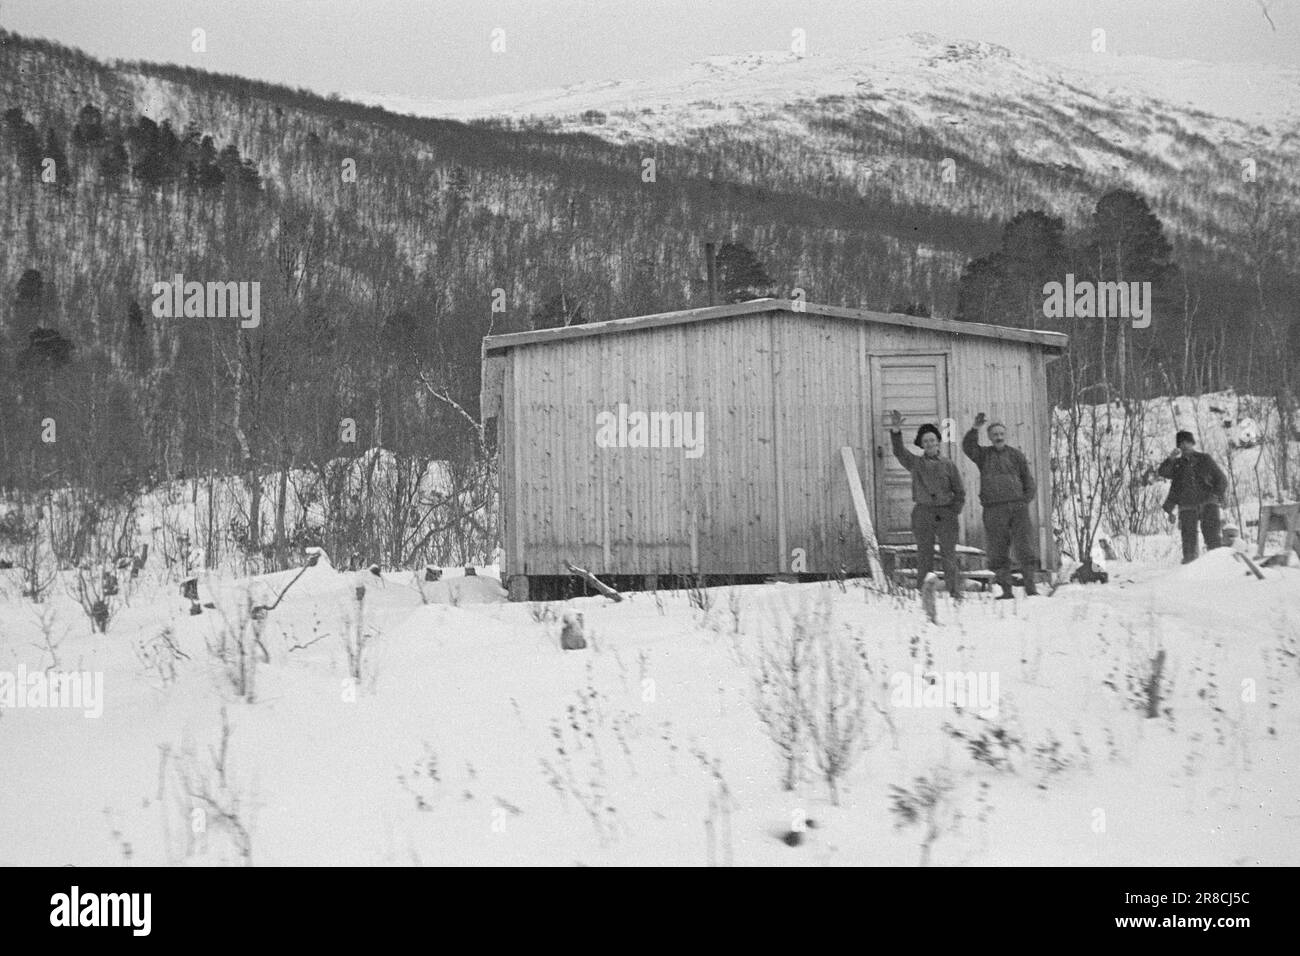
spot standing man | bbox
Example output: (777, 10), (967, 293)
(1157, 430), (1227, 564)
(888, 410), (966, 600)
(962, 413), (1040, 598)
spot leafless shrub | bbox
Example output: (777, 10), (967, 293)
(70, 567), (117, 634)
(750, 592), (872, 803)
(1029, 730), (1086, 789)
(889, 768), (957, 866)
(693, 747), (735, 867)
(942, 711), (1025, 772)
(539, 666), (617, 845)
(725, 587), (743, 634)
(13, 505), (55, 602)
(134, 626), (188, 687)
(1053, 398), (1157, 566)
(750, 603), (814, 791)
(205, 588), (268, 702)
(29, 603), (66, 670)
(397, 742), (442, 811)
(340, 584), (378, 689)
(168, 707), (255, 865)
(686, 575), (712, 612)
(1101, 622), (1174, 722)
(529, 601), (558, 625)
(798, 596), (873, 806)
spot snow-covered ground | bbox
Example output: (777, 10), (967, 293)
(2, 544), (1297, 866)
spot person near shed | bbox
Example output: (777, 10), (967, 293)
(962, 412), (1040, 598)
(1157, 430), (1227, 564)
(888, 410), (966, 600)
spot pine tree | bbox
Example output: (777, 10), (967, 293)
(715, 241), (774, 303)
(1087, 189), (1175, 396)
(4, 108), (44, 180)
(98, 136), (129, 187)
(955, 210), (1067, 329)
(71, 104), (104, 147)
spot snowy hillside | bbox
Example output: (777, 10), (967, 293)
(355, 33), (1300, 146)
(352, 32), (1300, 259)
(1, 544), (1297, 866)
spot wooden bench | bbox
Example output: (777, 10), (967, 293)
(892, 568), (998, 591)
(879, 544), (994, 591)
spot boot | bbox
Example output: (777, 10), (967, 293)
(995, 582), (1014, 600)
(1023, 576), (1040, 597)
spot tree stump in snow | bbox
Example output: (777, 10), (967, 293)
(560, 611), (587, 650)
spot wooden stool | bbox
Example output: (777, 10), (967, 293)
(1257, 503), (1300, 561)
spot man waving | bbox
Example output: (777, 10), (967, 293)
(962, 413), (1040, 598)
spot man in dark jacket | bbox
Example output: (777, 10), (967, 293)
(1157, 430), (1227, 563)
(962, 413), (1040, 598)
(889, 410), (966, 599)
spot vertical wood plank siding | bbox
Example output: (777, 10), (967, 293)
(498, 308), (1057, 575)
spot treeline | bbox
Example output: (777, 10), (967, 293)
(955, 190), (1300, 406)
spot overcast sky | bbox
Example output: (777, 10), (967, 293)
(2, 0), (1295, 101)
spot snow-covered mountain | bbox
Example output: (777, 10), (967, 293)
(351, 33), (1300, 258)
(354, 33), (1300, 138)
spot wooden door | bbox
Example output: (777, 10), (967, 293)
(870, 355), (950, 543)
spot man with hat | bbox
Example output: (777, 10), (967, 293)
(888, 410), (966, 600)
(963, 413), (1040, 598)
(1157, 430), (1228, 563)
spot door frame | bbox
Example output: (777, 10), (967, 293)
(868, 352), (952, 544)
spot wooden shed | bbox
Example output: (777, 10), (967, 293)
(481, 299), (1067, 599)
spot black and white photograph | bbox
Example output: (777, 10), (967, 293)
(0, 0), (1296, 894)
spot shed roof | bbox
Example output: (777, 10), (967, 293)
(481, 299), (1069, 354)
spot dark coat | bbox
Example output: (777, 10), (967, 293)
(1157, 450), (1227, 509)
(890, 431), (965, 510)
(961, 429), (1036, 506)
